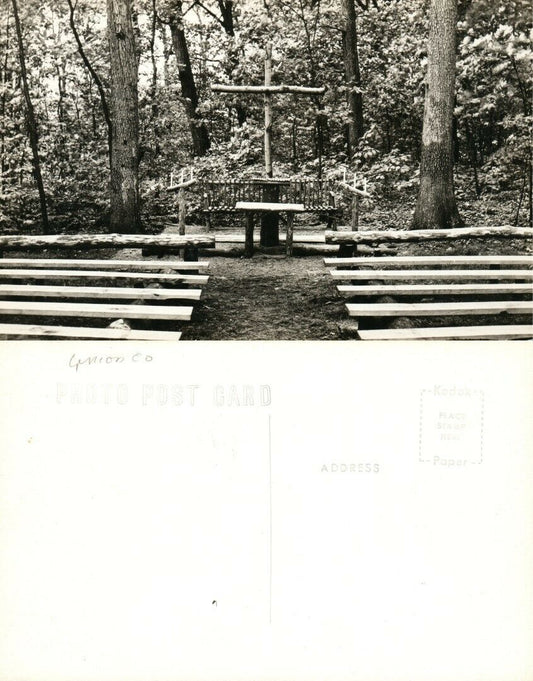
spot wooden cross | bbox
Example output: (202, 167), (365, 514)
(212, 45), (325, 177)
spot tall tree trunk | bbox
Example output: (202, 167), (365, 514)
(169, 0), (210, 157)
(56, 58), (66, 125)
(509, 55), (532, 226)
(11, 0), (50, 233)
(107, 0), (141, 232)
(465, 120), (480, 196)
(0, 12), (10, 196)
(149, 0), (158, 121)
(217, 0), (234, 33)
(412, 0), (463, 230)
(343, 0), (364, 158)
(217, 0), (246, 124)
(158, 19), (170, 87)
(148, 0), (160, 156)
(68, 0), (112, 165)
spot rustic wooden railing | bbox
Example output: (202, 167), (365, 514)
(198, 178), (337, 212)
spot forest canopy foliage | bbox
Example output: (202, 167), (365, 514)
(0, 0), (531, 229)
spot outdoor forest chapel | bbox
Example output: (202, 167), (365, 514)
(0, 0), (530, 341)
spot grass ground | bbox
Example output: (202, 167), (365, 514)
(178, 190), (532, 340)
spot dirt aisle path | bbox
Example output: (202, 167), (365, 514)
(182, 254), (345, 340)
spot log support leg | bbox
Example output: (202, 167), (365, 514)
(286, 213), (294, 256)
(183, 246), (199, 262)
(244, 213), (254, 258)
(338, 243), (355, 257)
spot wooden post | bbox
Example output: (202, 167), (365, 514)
(260, 45), (280, 246)
(286, 213), (294, 257)
(340, 195), (359, 257)
(337, 174), (370, 256)
(244, 213), (254, 257)
(164, 170), (196, 253)
(264, 44), (273, 178)
(351, 195), (359, 230)
(178, 188), (186, 235)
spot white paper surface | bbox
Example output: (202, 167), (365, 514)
(0, 341), (532, 681)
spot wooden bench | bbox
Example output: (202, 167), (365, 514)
(324, 249), (533, 341)
(0, 234), (214, 340)
(353, 325), (533, 341)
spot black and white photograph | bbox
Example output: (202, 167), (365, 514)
(0, 0), (531, 339)
(0, 1), (532, 680)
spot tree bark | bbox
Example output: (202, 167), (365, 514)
(11, 0), (50, 234)
(412, 0), (463, 230)
(169, 0), (210, 157)
(342, 0), (364, 157)
(107, 0), (141, 232)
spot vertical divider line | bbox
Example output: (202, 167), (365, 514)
(268, 412), (272, 624)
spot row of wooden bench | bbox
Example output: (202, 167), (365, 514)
(0, 234), (215, 340)
(1, 227), (531, 341)
(324, 254), (533, 340)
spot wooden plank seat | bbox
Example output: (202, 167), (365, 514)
(0, 284), (202, 301)
(337, 283), (533, 296)
(0, 300), (193, 321)
(356, 325), (533, 341)
(0, 258), (209, 271)
(346, 301), (533, 317)
(324, 245), (533, 340)
(0, 234), (212, 340)
(331, 269), (533, 281)
(325, 255), (533, 267)
(0, 323), (183, 340)
(0, 268), (208, 284)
